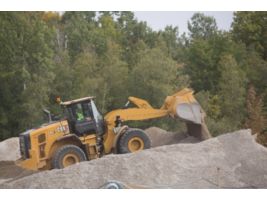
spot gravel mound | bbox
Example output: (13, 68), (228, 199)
(0, 161), (36, 185)
(1, 129), (267, 189)
(145, 127), (198, 147)
(0, 137), (20, 161)
(0, 127), (198, 186)
(0, 138), (36, 184)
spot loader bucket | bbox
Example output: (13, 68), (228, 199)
(162, 88), (212, 140)
(176, 102), (202, 125)
(176, 102), (211, 140)
(186, 121), (211, 140)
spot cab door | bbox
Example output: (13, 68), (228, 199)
(65, 101), (96, 136)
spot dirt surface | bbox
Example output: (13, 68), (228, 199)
(145, 127), (199, 147)
(0, 138), (36, 185)
(0, 137), (20, 161)
(1, 129), (266, 189)
(0, 161), (36, 185)
(0, 127), (195, 186)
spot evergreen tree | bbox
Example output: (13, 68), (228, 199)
(0, 12), (55, 139)
(218, 54), (246, 128)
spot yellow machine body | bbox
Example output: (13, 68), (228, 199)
(16, 88), (211, 171)
(16, 120), (99, 170)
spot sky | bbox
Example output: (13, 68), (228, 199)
(134, 11), (234, 34)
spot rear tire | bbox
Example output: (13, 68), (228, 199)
(118, 128), (151, 154)
(52, 145), (87, 169)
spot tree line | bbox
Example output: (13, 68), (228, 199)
(0, 11), (266, 144)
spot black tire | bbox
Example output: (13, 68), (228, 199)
(52, 145), (87, 169)
(118, 128), (151, 154)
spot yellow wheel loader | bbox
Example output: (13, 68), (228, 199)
(16, 88), (211, 170)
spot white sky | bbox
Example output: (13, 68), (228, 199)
(134, 11), (234, 34)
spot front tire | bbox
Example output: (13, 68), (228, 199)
(52, 145), (87, 169)
(118, 128), (151, 154)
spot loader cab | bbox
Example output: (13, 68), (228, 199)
(61, 97), (105, 137)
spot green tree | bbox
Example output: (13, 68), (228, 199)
(117, 11), (156, 67)
(158, 26), (180, 60)
(195, 54), (247, 136)
(232, 12), (267, 60)
(185, 30), (247, 92)
(188, 13), (218, 40)
(70, 40), (128, 114)
(0, 12), (55, 140)
(243, 51), (267, 109)
(231, 12), (267, 115)
(61, 11), (97, 61)
(218, 54), (246, 127)
(129, 47), (186, 108)
(97, 41), (129, 112)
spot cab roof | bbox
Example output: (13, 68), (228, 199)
(61, 96), (94, 106)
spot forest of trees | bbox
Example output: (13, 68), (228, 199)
(0, 11), (266, 144)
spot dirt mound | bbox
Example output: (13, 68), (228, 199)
(0, 138), (36, 185)
(145, 127), (197, 147)
(0, 137), (20, 161)
(1, 129), (267, 189)
(0, 161), (36, 185)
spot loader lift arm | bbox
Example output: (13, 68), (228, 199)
(104, 88), (211, 140)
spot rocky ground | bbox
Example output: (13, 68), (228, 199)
(145, 127), (199, 147)
(0, 137), (20, 161)
(0, 128), (266, 189)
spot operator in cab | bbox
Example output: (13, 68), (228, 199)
(76, 107), (84, 121)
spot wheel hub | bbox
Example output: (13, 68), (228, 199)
(62, 153), (79, 167)
(128, 137), (144, 152)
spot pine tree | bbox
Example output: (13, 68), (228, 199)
(218, 54), (246, 130)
